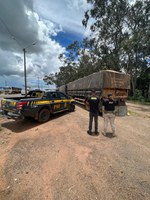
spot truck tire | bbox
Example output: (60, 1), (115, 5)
(69, 104), (75, 112)
(38, 109), (50, 123)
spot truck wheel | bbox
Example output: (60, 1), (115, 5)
(69, 104), (75, 112)
(38, 109), (50, 123)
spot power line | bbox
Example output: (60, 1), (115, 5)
(0, 15), (38, 95)
(0, 16), (22, 48)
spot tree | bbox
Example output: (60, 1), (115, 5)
(43, 73), (56, 85)
(43, 39), (99, 87)
(83, 0), (150, 95)
(83, 0), (128, 71)
(43, 42), (80, 87)
(44, 0), (149, 96)
(120, 0), (150, 95)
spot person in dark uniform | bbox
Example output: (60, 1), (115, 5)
(86, 90), (100, 135)
(102, 93), (118, 137)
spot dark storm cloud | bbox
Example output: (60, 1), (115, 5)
(0, 0), (40, 51)
(0, 0), (89, 87)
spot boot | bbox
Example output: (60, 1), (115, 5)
(112, 132), (116, 137)
(95, 131), (99, 135)
(103, 131), (106, 136)
(87, 130), (92, 135)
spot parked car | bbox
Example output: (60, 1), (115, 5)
(0, 91), (75, 123)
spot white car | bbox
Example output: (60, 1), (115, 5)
(21, 89), (29, 95)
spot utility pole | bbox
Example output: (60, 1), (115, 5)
(23, 42), (36, 96)
(38, 77), (40, 89)
(5, 80), (7, 86)
(23, 48), (27, 96)
(148, 82), (150, 100)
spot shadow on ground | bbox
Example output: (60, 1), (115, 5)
(1, 111), (70, 133)
(103, 132), (116, 138)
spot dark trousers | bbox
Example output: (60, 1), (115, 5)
(89, 112), (98, 132)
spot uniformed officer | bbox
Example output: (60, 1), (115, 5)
(86, 90), (100, 135)
(102, 93), (118, 137)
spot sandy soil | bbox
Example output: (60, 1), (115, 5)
(0, 103), (150, 200)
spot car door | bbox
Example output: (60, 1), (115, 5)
(58, 92), (69, 110)
(50, 92), (64, 113)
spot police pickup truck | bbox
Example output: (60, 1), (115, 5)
(0, 91), (75, 123)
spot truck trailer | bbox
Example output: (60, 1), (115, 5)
(58, 70), (130, 116)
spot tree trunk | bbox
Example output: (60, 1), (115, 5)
(148, 82), (150, 100)
(133, 51), (138, 96)
(131, 75), (135, 96)
(127, 53), (135, 96)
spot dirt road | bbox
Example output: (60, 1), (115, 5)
(0, 103), (150, 200)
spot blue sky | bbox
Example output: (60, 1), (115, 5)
(52, 32), (84, 48)
(0, 0), (91, 89)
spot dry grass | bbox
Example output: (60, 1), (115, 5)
(128, 110), (138, 116)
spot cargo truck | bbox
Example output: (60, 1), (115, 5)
(58, 70), (130, 116)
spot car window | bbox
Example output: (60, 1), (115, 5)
(42, 92), (49, 99)
(51, 92), (59, 99)
(30, 91), (44, 98)
(31, 92), (36, 97)
(59, 92), (67, 99)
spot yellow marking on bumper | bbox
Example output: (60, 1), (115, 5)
(10, 101), (16, 106)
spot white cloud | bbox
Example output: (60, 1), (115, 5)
(0, 0), (91, 88)
(34, 0), (91, 34)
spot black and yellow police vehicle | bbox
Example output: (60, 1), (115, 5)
(0, 91), (75, 123)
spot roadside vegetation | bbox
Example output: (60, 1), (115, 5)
(128, 89), (150, 105)
(43, 0), (150, 101)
